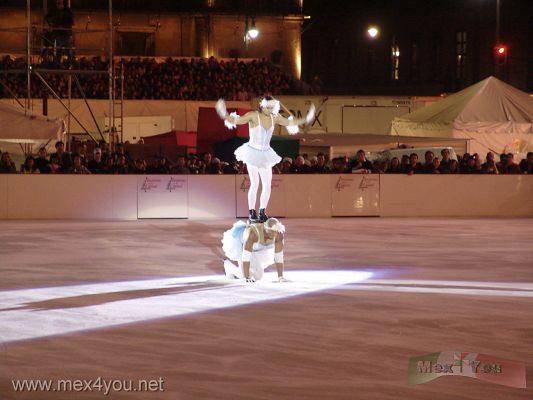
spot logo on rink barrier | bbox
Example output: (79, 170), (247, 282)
(335, 177), (353, 191)
(358, 176), (378, 191)
(141, 177), (162, 192)
(408, 351), (526, 388)
(166, 177), (186, 192)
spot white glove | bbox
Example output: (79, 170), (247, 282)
(224, 112), (238, 130)
(215, 98), (227, 120)
(286, 116), (299, 135)
(305, 103), (316, 125)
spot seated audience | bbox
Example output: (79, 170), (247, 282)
(20, 156), (41, 174)
(68, 154), (91, 174)
(519, 152), (533, 174)
(34, 147), (51, 173)
(0, 152), (17, 173)
(350, 150), (372, 173)
(386, 157), (402, 173)
(311, 152), (331, 173)
(290, 155), (311, 173)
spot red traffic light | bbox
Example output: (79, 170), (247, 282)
(494, 44), (508, 65)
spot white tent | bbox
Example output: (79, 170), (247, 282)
(0, 101), (64, 145)
(391, 76), (533, 157)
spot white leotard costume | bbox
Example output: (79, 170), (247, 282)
(234, 112), (282, 169)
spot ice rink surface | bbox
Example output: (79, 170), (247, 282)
(0, 218), (532, 399)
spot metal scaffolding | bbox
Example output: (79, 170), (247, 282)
(0, 0), (123, 151)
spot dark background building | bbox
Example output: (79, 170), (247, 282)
(301, 0), (533, 94)
(0, 0), (531, 95)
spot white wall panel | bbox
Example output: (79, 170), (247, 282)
(284, 175), (332, 217)
(7, 176), (115, 219)
(380, 175), (533, 217)
(187, 175), (236, 219)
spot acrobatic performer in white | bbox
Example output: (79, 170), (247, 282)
(222, 217), (287, 282)
(216, 96), (315, 222)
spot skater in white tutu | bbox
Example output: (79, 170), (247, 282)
(222, 217), (287, 282)
(216, 96), (315, 222)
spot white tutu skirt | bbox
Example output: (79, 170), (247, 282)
(222, 221), (275, 270)
(234, 143), (282, 169)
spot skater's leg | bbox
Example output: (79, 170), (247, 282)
(258, 167), (272, 210)
(224, 260), (242, 279)
(247, 165), (260, 211)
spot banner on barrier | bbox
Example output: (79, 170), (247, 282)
(331, 174), (380, 216)
(137, 175), (188, 219)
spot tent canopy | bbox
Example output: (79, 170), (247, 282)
(391, 77), (533, 155)
(0, 102), (64, 144)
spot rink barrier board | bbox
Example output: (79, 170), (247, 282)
(0, 175), (532, 219)
(379, 175), (533, 217)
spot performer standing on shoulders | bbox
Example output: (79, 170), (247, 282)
(222, 217), (287, 282)
(216, 96), (315, 222)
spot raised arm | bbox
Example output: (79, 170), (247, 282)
(274, 103), (316, 134)
(215, 99), (254, 127)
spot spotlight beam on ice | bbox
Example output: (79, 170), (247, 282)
(0, 271), (372, 344)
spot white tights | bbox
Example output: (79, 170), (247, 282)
(247, 165), (272, 210)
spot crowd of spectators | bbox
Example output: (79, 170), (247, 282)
(0, 55), (296, 100)
(1, 143), (532, 175)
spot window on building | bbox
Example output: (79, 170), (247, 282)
(456, 31), (467, 79)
